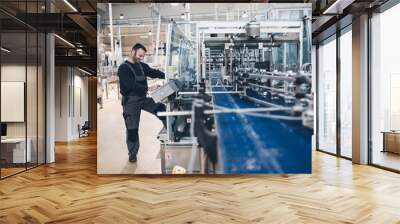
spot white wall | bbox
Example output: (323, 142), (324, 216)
(1, 63), (46, 164)
(1, 65), (26, 131)
(54, 67), (89, 141)
(1, 65), (26, 145)
(1, 65), (37, 138)
(55, 66), (69, 141)
(71, 73), (89, 138)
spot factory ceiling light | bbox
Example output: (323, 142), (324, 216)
(170, 3), (179, 6)
(63, 0), (78, 12)
(1, 47), (11, 53)
(120, 13), (124, 19)
(54, 34), (75, 48)
(242, 11), (249, 18)
(148, 30), (153, 35)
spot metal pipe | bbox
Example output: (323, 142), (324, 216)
(248, 73), (295, 81)
(184, 3), (191, 36)
(230, 46), (233, 84)
(157, 106), (292, 117)
(178, 91), (243, 95)
(108, 3), (114, 70)
(283, 42), (287, 72)
(155, 14), (161, 65)
(210, 85), (232, 88)
(248, 83), (293, 94)
(117, 26), (122, 65)
(244, 95), (285, 108)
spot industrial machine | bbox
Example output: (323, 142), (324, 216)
(156, 16), (313, 174)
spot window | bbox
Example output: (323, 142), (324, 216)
(317, 36), (337, 154)
(339, 28), (352, 158)
(370, 3), (400, 171)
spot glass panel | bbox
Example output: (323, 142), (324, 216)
(0, 1), (27, 13)
(318, 37), (337, 154)
(26, 0), (39, 169)
(272, 44), (284, 70)
(371, 4), (400, 171)
(165, 22), (198, 142)
(302, 12), (312, 65)
(340, 29), (352, 158)
(1, 25), (28, 177)
(27, 30), (38, 169)
(287, 42), (299, 70)
(166, 22), (197, 91)
(38, 32), (45, 165)
(0, 1), (46, 178)
(0, 1), (30, 32)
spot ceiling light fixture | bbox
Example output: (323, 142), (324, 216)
(54, 34), (75, 48)
(78, 67), (92, 76)
(170, 3), (179, 6)
(120, 13), (124, 19)
(148, 30), (152, 36)
(63, 0), (78, 12)
(1, 47), (11, 53)
(322, 0), (350, 15)
(242, 11), (248, 18)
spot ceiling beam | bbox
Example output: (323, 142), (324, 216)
(67, 13), (97, 38)
(55, 55), (96, 71)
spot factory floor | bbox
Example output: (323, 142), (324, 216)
(97, 87), (163, 174)
(1, 135), (400, 223)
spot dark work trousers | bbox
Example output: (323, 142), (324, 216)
(121, 96), (166, 158)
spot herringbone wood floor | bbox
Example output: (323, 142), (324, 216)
(1, 135), (400, 224)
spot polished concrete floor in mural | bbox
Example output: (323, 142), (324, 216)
(97, 86), (163, 174)
(0, 135), (400, 223)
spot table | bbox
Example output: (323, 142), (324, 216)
(1, 138), (31, 164)
(382, 131), (400, 154)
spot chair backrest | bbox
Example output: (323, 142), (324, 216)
(82, 121), (90, 129)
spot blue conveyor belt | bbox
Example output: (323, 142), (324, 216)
(212, 88), (312, 174)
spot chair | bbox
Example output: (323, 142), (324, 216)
(78, 121), (90, 138)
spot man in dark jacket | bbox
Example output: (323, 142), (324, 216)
(118, 43), (166, 163)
